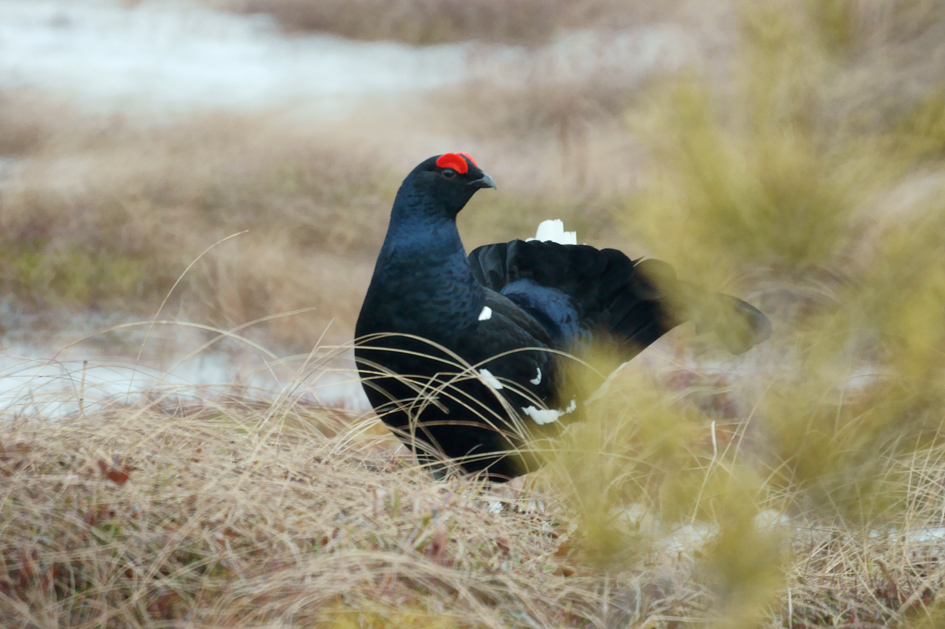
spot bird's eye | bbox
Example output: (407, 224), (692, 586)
(442, 168), (456, 178)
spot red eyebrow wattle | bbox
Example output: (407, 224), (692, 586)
(436, 153), (472, 174)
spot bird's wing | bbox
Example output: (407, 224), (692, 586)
(468, 240), (677, 352)
(468, 239), (770, 356)
(459, 289), (573, 421)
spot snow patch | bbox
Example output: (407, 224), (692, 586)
(527, 219), (577, 245)
(0, 335), (372, 422)
(478, 368), (504, 390)
(521, 398), (577, 425)
(0, 0), (471, 117)
(478, 306), (493, 321)
(530, 367), (542, 385)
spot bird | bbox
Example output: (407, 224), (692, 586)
(355, 153), (771, 481)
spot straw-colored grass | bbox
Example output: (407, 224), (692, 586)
(0, 96), (397, 348)
(4, 0), (945, 625)
(205, 0), (676, 45)
(0, 387), (699, 627)
(2, 331), (945, 627)
(0, 90), (632, 350)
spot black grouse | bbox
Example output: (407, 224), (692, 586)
(355, 153), (771, 481)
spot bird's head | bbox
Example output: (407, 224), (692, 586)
(395, 153), (496, 220)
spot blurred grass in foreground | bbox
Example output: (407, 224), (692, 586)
(556, 0), (945, 625)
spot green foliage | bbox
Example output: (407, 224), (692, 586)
(894, 86), (945, 160)
(0, 242), (167, 309)
(628, 80), (875, 279)
(625, 0), (908, 284)
(804, 0), (858, 54)
(547, 1), (945, 624)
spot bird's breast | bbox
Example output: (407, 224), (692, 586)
(358, 265), (482, 343)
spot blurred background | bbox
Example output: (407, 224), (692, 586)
(2, 0), (942, 357)
(0, 0), (708, 408)
(3, 0), (945, 626)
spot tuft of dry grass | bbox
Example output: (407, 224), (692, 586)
(0, 388), (709, 627)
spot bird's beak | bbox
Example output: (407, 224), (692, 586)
(468, 172), (497, 190)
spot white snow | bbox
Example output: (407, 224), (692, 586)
(0, 2), (701, 119)
(0, 338), (372, 421)
(478, 306), (493, 321)
(526, 219), (578, 245)
(530, 367), (542, 385)
(521, 398), (576, 425)
(478, 368), (504, 390)
(0, 0), (473, 117)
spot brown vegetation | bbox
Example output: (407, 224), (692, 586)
(2, 348), (945, 627)
(0, 98), (396, 347)
(207, 0), (674, 45)
(3, 0), (945, 625)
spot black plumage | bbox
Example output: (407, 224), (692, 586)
(355, 154), (771, 481)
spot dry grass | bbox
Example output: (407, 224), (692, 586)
(0, 96), (398, 348)
(0, 389), (702, 628)
(0, 91), (636, 349)
(3, 336), (945, 627)
(205, 0), (674, 45)
(5, 0), (945, 625)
